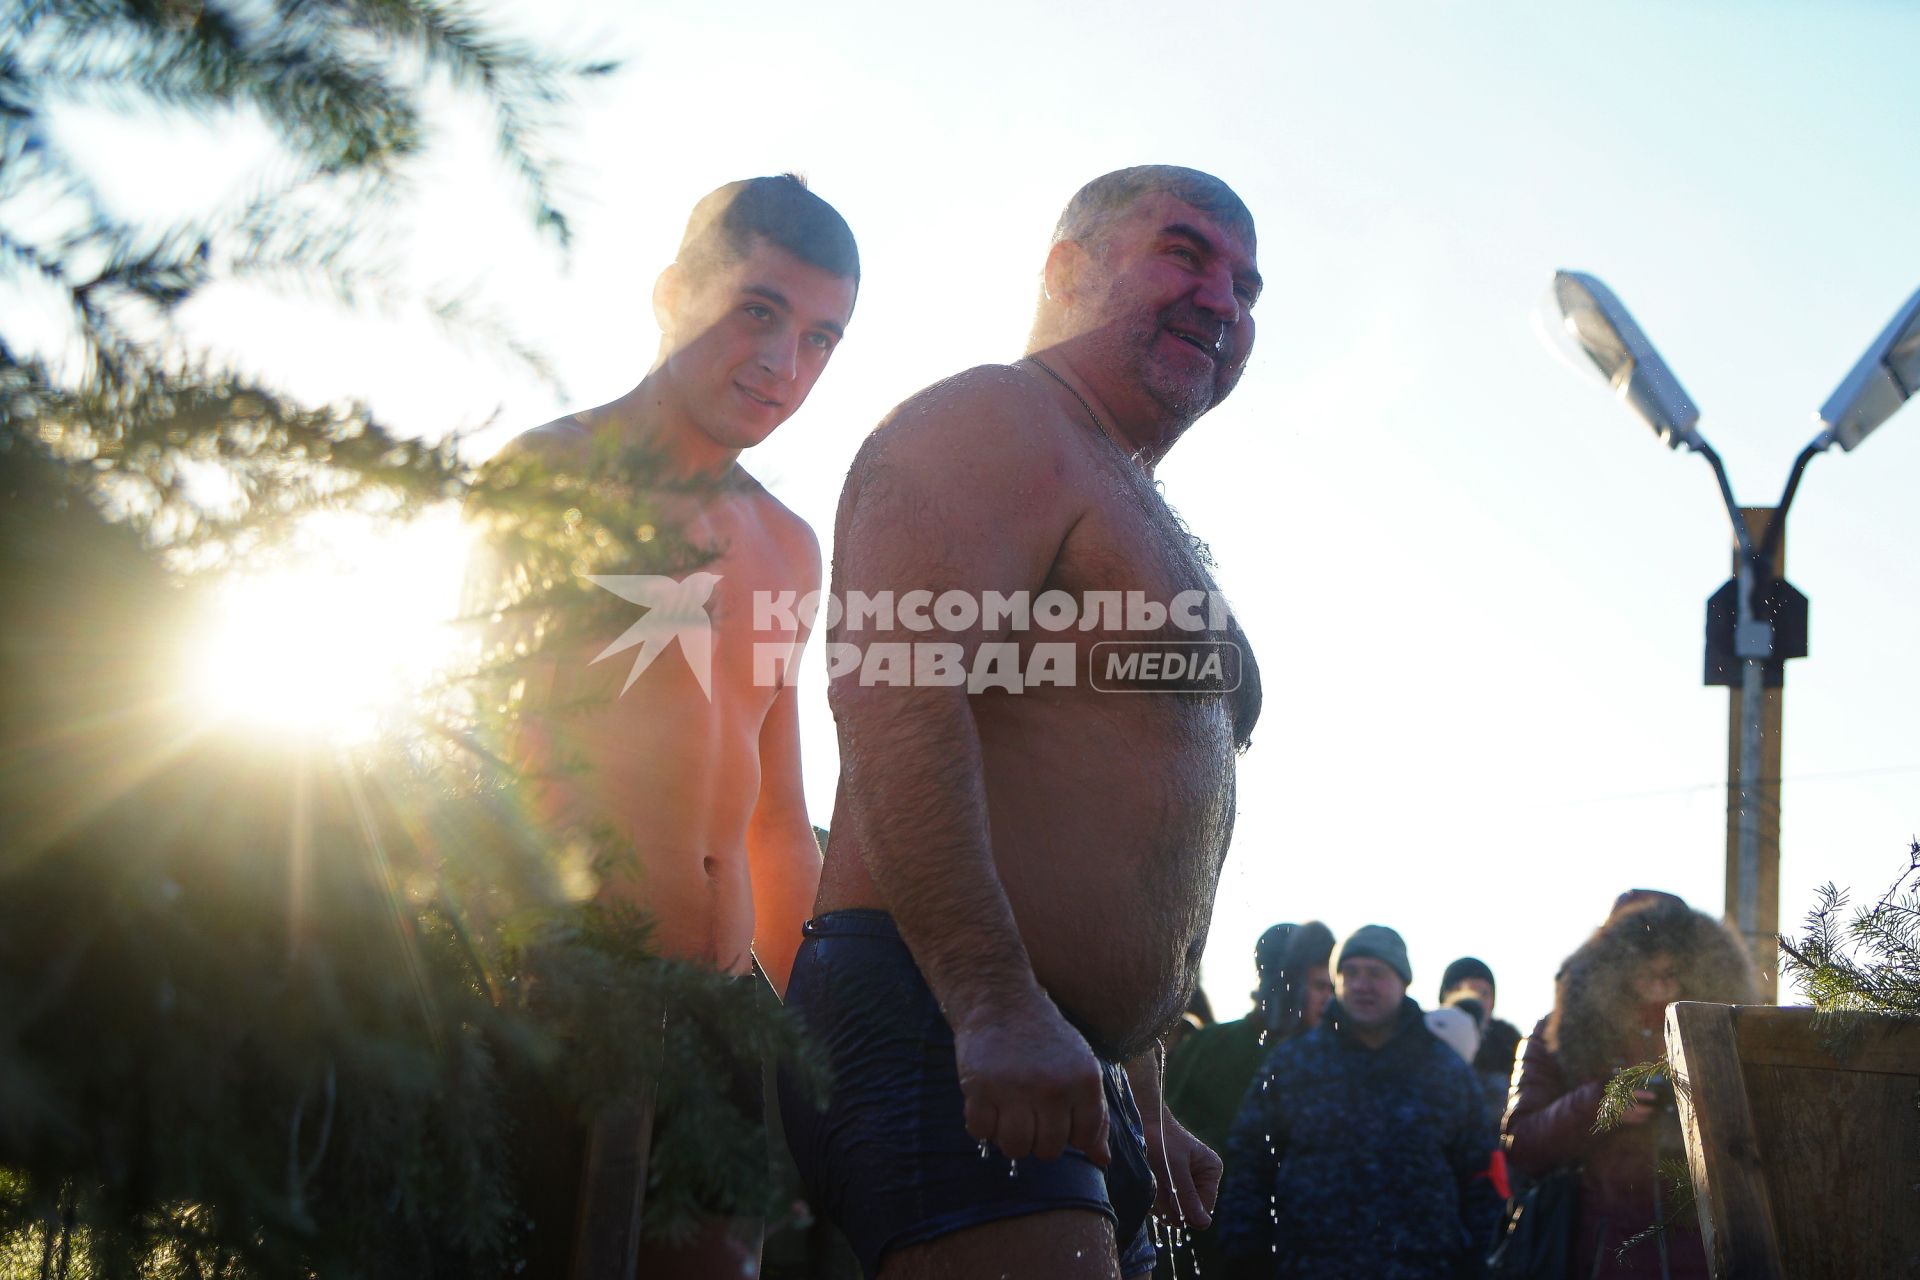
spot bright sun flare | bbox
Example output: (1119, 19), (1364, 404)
(189, 507), (476, 742)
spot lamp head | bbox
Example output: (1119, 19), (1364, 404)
(1814, 285), (1920, 452)
(1541, 271), (1704, 452)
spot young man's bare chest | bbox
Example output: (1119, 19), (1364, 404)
(655, 487), (812, 703)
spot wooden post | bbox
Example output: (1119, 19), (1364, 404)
(1665, 1001), (1785, 1279)
(1724, 508), (1784, 1002)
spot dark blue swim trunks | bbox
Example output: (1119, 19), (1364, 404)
(777, 909), (1158, 1277)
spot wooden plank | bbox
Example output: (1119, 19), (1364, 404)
(1731, 1004), (1920, 1076)
(1741, 1062), (1920, 1280)
(1666, 1001), (1785, 1280)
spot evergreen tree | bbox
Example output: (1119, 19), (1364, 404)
(0, 6), (821, 1275)
(1779, 839), (1920, 1017)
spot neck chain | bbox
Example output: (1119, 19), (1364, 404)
(1025, 356), (1148, 473)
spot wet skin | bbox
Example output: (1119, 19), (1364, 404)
(823, 368), (1255, 1055)
(817, 194), (1260, 1276)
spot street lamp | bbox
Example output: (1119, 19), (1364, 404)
(1540, 271), (1920, 997)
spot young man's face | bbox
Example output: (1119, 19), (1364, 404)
(1077, 192), (1261, 422)
(1335, 956), (1407, 1032)
(657, 236), (857, 451)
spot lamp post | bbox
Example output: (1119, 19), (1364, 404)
(1541, 272), (1920, 998)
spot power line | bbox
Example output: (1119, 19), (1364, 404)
(1526, 763), (1920, 811)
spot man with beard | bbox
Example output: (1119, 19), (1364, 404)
(780, 166), (1264, 1279)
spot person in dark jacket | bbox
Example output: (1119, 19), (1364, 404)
(1160, 922), (1335, 1278)
(1217, 925), (1502, 1280)
(1438, 957), (1523, 1145)
(1503, 894), (1757, 1280)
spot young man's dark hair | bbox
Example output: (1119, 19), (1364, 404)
(677, 172), (861, 291)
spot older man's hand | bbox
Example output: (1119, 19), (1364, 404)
(954, 995), (1110, 1165)
(1143, 1108), (1221, 1230)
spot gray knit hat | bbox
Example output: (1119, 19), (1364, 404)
(1333, 924), (1412, 985)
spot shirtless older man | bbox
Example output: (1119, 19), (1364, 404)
(781, 166), (1263, 1279)
(490, 174), (857, 1277)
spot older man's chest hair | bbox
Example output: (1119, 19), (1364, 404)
(968, 452), (1250, 1055)
(1035, 457), (1260, 744)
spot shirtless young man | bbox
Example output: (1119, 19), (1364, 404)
(780, 166), (1263, 1279)
(491, 174), (857, 1276)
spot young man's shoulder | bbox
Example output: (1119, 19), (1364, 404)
(729, 468), (822, 566)
(493, 413), (600, 464)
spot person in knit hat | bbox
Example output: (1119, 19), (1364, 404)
(1216, 925), (1501, 1279)
(1438, 956), (1524, 1148)
(1161, 922), (1335, 1279)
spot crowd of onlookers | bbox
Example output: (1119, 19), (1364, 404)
(1158, 890), (1760, 1280)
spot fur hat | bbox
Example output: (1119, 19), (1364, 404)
(1546, 897), (1758, 1083)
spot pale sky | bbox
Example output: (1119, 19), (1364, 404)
(37, 0), (1920, 1032)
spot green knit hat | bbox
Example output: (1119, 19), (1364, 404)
(1333, 924), (1411, 986)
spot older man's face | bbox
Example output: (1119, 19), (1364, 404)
(1078, 193), (1261, 423)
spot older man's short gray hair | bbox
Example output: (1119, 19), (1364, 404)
(1051, 165), (1255, 253)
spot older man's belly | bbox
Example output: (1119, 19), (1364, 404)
(975, 691), (1237, 1061)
